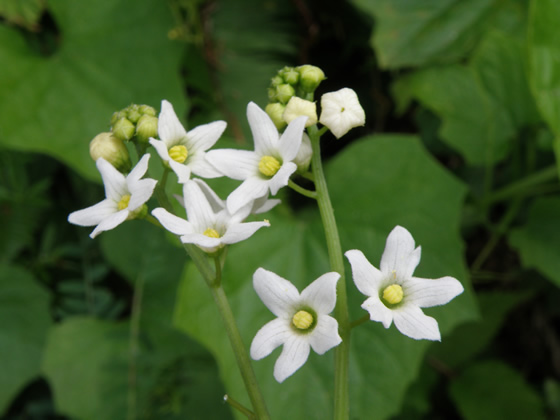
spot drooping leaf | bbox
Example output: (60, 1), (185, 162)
(174, 135), (477, 420)
(0, 264), (52, 414)
(0, 0), (187, 181)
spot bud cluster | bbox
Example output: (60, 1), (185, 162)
(111, 104), (158, 143)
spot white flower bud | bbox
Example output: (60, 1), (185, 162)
(283, 97), (317, 128)
(89, 132), (131, 172)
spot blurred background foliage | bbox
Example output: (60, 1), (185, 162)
(0, 0), (559, 419)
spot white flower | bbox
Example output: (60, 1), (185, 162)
(149, 100), (226, 183)
(250, 268), (342, 383)
(345, 226), (464, 341)
(283, 96), (317, 127)
(152, 180), (270, 254)
(206, 102), (307, 214)
(319, 88), (365, 139)
(68, 154), (157, 238)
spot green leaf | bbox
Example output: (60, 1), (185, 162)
(0, 0), (186, 181)
(174, 135), (477, 419)
(528, 0), (560, 137)
(354, 0), (496, 69)
(0, 264), (52, 414)
(394, 30), (538, 165)
(508, 196), (560, 287)
(449, 360), (545, 420)
(0, 0), (44, 29)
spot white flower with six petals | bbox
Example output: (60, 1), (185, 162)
(319, 88), (365, 139)
(345, 226), (464, 341)
(68, 154), (157, 238)
(152, 179), (270, 254)
(250, 268), (342, 383)
(206, 102), (307, 214)
(149, 100), (226, 183)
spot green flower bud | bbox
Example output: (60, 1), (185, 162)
(110, 110), (127, 126)
(127, 105), (142, 123)
(112, 118), (135, 141)
(265, 103), (287, 130)
(271, 75), (284, 88)
(275, 83), (295, 104)
(89, 132), (131, 172)
(138, 104), (156, 117)
(268, 87), (278, 102)
(283, 68), (299, 85)
(297, 65), (326, 93)
(135, 115), (158, 143)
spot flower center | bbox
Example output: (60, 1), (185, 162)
(169, 145), (188, 163)
(382, 284), (403, 305)
(258, 155), (281, 177)
(203, 228), (220, 238)
(117, 194), (131, 211)
(292, 310), (314, 330)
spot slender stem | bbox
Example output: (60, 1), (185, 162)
(350, 314), (370, 330)
(224, 394), (255, 419)
(288, 179), (317, 199)
(308, 125), (350, 420)
(155, 167), (173, 212)
(127, 275), (144, 420)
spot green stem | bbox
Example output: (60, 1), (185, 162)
(308, 125), (350, 420)
(224, 395), (255, 420)
(155, 167), (173, 212)
(350, 314), (369, 330)
(182, 244), (270, 420)
(288, 179), (317, 199)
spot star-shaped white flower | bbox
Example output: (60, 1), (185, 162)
(250, 268), (342, 383)
(68, 154), (157, 238)
(319, 88), (365, 139)
(345, 226), (464, 341)
(149, 100), (226, 183)
(206, 102), (307, 214)
(152, 180), (270, 254)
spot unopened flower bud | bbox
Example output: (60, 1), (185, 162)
(127, 105), (141, 123)
(112, 118), (135, 141)
(294, 133), (312, 173)
(297, 65), (325, 93)
(268, 88), (277, 102)
(283, 96), (317, 127)
(265, 103), (287, 130)
(271, 75), (284, 88)
(111, 110), (127, 126)
(135, 115), (158, 143)
(283, 68), (299, 85)
(138, 104), (156, 117)
(275, 84), (295, 104)
(89, 132), (131, 172)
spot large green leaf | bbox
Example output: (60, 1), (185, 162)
(449, 360), (545, 420)
(0, 0), (186, 181)
(508, 196), (560, 287)
(0, 264), (52, 414)
(174, 135), (477, 419)
(528, 0), (560, 137)
(394, 30), (538, 165)
(353, 0), (496, 69)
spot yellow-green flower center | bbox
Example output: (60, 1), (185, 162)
(203, 228), (220, 238)
(117, 194), (131, 211)
(292, 310), (314, 330)
(382, 284), (403, 305)
(169, 145), (188, 163)
(258, 155), (281, 177)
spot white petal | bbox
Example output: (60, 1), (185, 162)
(158, 100), (188, 146)
(277, 116), (306, 161)
(168, 159), (192, 184)
(345, 249), (384, 297)
(189, 154), (224, 178)
(253, 268), (300, 318)
(309, 315), (342, 354)
(127, 178), (157, 211)
(152, 208), (193, 236)
(192, 179), (226, 213)
(380, 226), (421, 279)
(251, 197), (281, 214)
(319, 88), (365, 139)
(405, 276), (464, 308)
(221, 220), (270, 244)
(247, 102), (279, 156)
(183, 181), (215, 230)
(97, 158), (127, 202)
(68, 199), (117, 227)
(274, 335), (310, 383)
(250, 318), (292, 360)
(127, 154), (151, 183)
(185, 120), (227, 152)
(268, 162), (297, 195)
(205, 149), (260, 180)
(89, 210), (129, 238)
(300, 272), (340, 314)
(226, 177), (269, 215)
(180, 233), (222, 249)
(150, 138), (171, 163)
(392, 304), (441, 341)
(361, 295), (394, 328)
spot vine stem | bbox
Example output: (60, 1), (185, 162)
(308, 125), (350, 420)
